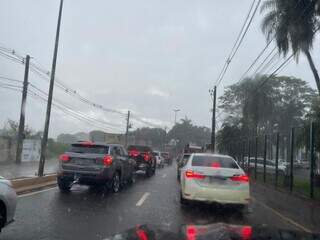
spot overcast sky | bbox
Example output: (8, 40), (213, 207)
(1, 0), (319, 138)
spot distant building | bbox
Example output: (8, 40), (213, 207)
(89, 130), (124, 144)
(56, 134), (77, 144)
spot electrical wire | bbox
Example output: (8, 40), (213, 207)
(216, 0), (262, 87)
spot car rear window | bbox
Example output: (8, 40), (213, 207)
(68, 144), (109, 154)
(191, 155), (239, 169)
(128, 145), (151, 152)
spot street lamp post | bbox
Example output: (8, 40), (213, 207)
(173, 109), (180, 125)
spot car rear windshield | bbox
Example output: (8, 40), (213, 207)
(191, 155), (239, 169)
(68, 144), (109, 154)
(128, 145), (151, 152)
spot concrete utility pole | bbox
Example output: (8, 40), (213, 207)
(125, 111), (131, 147)
(173, 109), (180, 125)
(209, 86), (217, 152)
(38, 0), (64, 177)
(16, 55), (30, 164)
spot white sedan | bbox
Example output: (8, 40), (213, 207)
(180, 153), (250, 207)
(0, 176), (17, 233)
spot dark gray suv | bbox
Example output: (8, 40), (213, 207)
(57, 141), (136, 193)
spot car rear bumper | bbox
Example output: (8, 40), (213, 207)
(58, 169), (113, 185)
(182, 183), (250, 205)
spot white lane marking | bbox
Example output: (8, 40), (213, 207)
(18, 187), (57, 198)
(252, 197), (312, 233)
(162, 174), (167, 178)
(136, 192), (150, 206)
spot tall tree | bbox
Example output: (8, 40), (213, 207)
(261, 0), (320, 94)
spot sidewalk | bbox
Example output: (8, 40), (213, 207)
(251, 181), (320, 233)
(0, 160), (58, 179)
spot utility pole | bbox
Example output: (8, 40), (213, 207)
(38, 0), (64, 177)
(125, 110), (131, 147)
(209, 86), (217, 152)
(173, 109), (180, 125)
(16, 55), (30, 164)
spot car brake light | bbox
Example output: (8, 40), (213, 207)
(80, 141), (93, 146)
(103, 155), (113, 166)
(129, 150), (140, 157)
(231, 175), (249, 182)
(211, 162), (221, 168)
(59, 154), (70, 162)
(241, 226), (252, 240)
(186, 225), (197, 240)
(143, 153), (151, 161)
(185, 170), (205, 179)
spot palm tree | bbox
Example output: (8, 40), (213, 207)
(261, 0), (320, 94)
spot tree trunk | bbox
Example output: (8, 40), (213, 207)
(305, 50), (320, 94)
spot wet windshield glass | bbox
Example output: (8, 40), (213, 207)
(1, 0), (320, 239)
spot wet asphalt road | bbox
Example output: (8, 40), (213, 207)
(1, 164), (300, 240)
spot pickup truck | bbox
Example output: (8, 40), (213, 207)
(57, 141), (136, 193)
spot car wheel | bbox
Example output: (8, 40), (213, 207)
(111, 172), (121, 193)
(180, 191), (188, 205)
(0, 205), (5, 233)
(146, 167), (153, 177)
(128, 171), (136, 184)
(57, 178), (71, 193)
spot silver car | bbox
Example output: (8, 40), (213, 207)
(0, 176), (17, 233)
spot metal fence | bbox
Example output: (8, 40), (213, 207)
(223, 122), (320, 200)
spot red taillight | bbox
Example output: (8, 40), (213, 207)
(143, 152), (151, 161)
(186, 225), (197, 240)
(241, 226), (252, 240)
(103, 155), (113, 166)
(231, 175), (249, 182)
(185, 170), (205, 179)
(80, 141), (93, 146)
(129, 150), (140, 157)
(136, 229), (148, 240)
(59, 154), (70, 162)
(211, 162), (221, 168)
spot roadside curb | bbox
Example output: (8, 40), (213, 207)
(11, 174), (57, 194)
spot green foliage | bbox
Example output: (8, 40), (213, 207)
(260, 0), (320, 93)
(218, 75), (316, 151)
(167, 118), (211, 151)
(131, 127), (166, 149)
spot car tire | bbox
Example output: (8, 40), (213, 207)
(180, 191), (188, 205)
(57, 178), (71, 193)
(146, 167), (153, 177)
(0, 205), (5, 233)
(128, 171), (136, 184)
(111, 172), (121, 193)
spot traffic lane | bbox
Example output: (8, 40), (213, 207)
(1, 165), (300, 240)
(0, 167), (175, 240)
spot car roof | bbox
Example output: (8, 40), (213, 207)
(191, 153), (234, 158)
(72, 141), (123, 147)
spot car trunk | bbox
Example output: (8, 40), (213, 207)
(62, 152), (105, 172)
(190, 166), (247, 190)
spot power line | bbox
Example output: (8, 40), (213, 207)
(216, 0), (261, 87)
(0, 75), (23, 83)
(28, 84), (124, 130)
(28, 89), (124, 133)
(0, 46), (166, 128)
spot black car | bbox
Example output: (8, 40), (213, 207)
(127, 145), (156, 177)
(57, 141), (136, 193)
